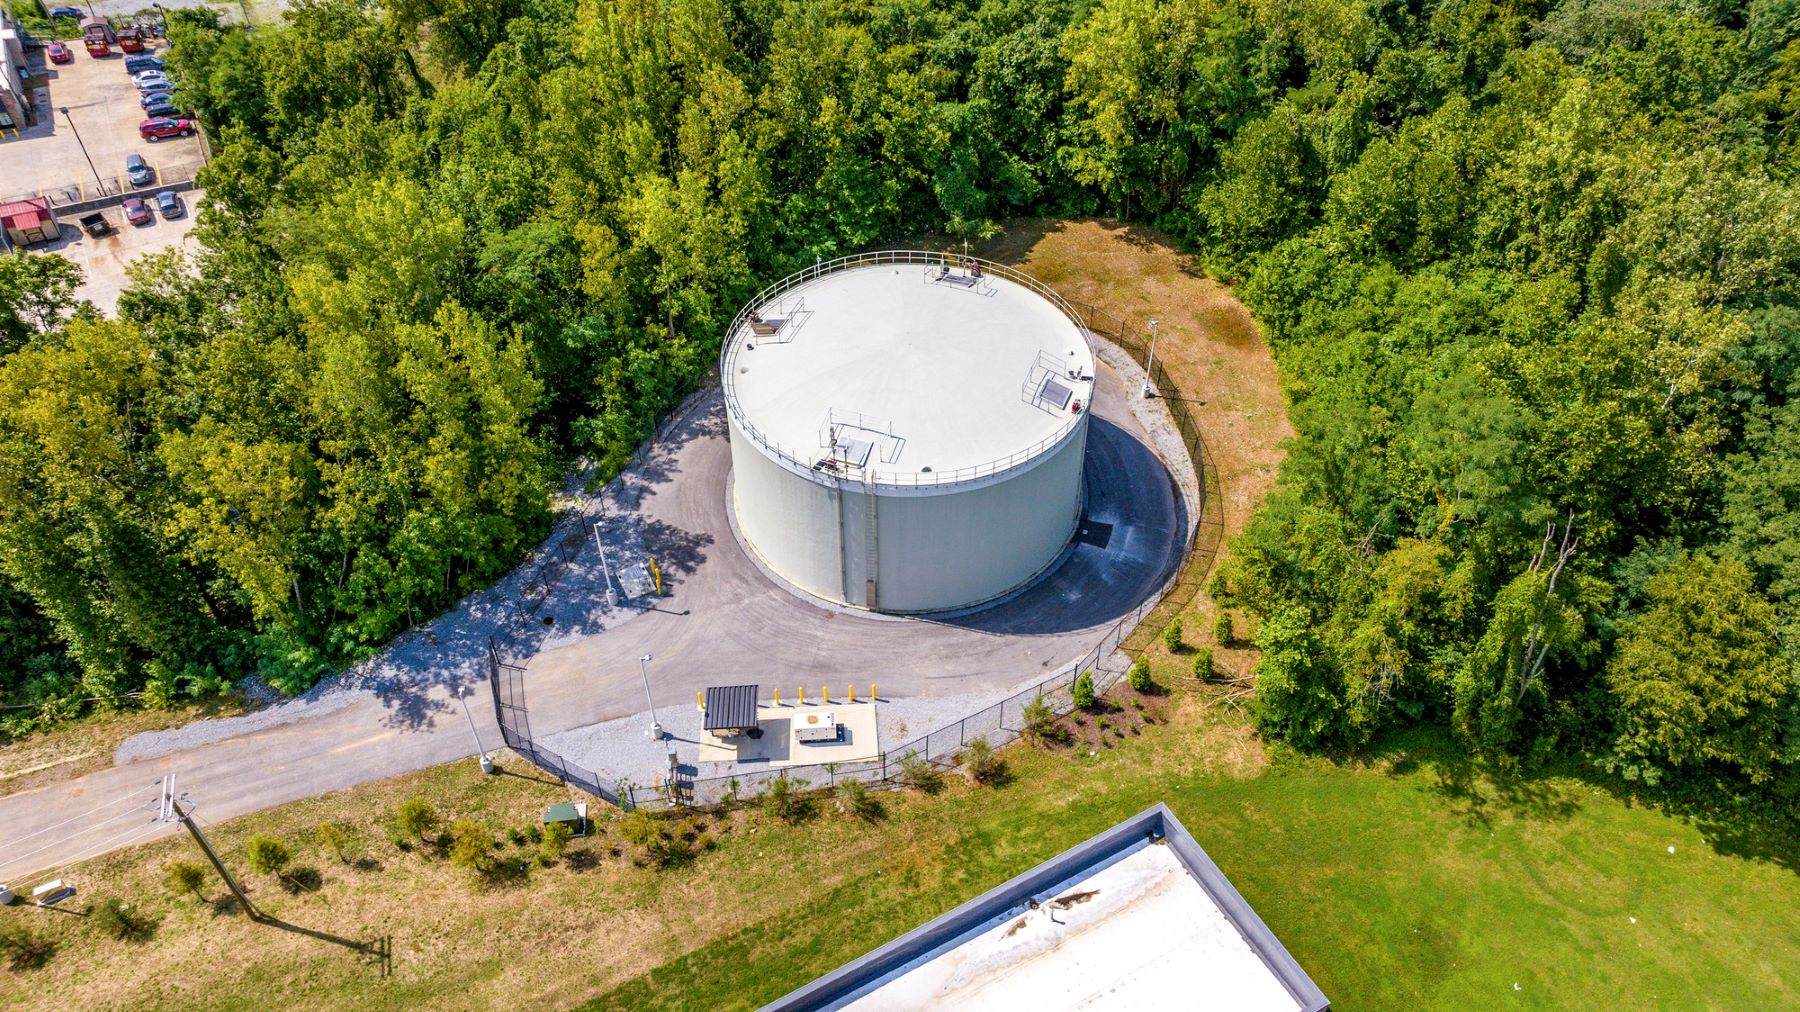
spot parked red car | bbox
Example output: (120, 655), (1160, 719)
(84, 37), (110, 57)
(118, 28), (145, 53)
(138, 117), (195, 141)
(47, 41), (73, 64)
(122, 197), (152, 226)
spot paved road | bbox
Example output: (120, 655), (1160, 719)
(0, 359), (1184, 888)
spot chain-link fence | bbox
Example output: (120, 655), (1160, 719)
(485, 279), (1228, 813)
(488, 638), (626, 806)
(1071, 299), (1228, 640)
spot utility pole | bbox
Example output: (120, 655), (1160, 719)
(639, 653), (662, 740)
(171, 797), (262, 922)
(592, 520), (617, 608)
(1141, 319), (1160, 398)
(458, 685), (494, 773)
(58, 107), (105, 194)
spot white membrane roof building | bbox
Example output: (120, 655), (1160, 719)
(762, 804), (1328, 1011)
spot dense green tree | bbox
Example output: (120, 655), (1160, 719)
(6, 0), (1800, 825)
(1604, 556), (1797, 788)
(0, 253), (85, 354)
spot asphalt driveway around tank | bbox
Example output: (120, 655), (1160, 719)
(516, 356), (1186, 739)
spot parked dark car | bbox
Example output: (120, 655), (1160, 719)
(142, 95), (179, 118)
(125, 153), (153, 187)
(123, 197), (152, 226)
(48, 5), (84, 17)
(47, 41), (72, 64)
(138, 117), (195, 141)
(124, 54), (164, 74)
(155, 191), (184, 218)
(78, 212), (112, 237)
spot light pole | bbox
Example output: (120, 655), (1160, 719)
(458, 685), (494, 773)
(1141, 319), (1160, 398)
(58, 107), (104, 194)
(592, 519), (617, 608)
(639, 654), (662, 740)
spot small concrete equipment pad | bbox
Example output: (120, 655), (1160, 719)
(698, 701), (881, 767)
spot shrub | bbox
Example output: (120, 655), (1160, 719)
(91, 898), (154, 942)
(763, 773), (814, 823)
(1214, 611), (1234, 645)
(448, 820), (495, 874)
(1192, 646), (1213, 680)
(0, 923), (55, 972)
(1022, 696), (1068, 744)
(395, 798), (439, 842)
(900, 753), (944, 794)
(244, 834), (291, 878)
(836, 777), (880, 819)
(314, 821), (355, 863)
(1072, 670), (1098, 711)
(618, 810), (692, 868)
(538, 820), (573, 865)
(163, 860), (206, 901)
(964, 738), (1005, 784)
(1163, 618), (1184, 652)
(1128, 658), (1154, 692)
(619, 809), (660, 850)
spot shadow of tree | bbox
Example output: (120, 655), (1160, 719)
(1361, 730), (1800, 874)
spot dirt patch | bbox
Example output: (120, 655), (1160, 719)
(974, 219), (1292, 543)
(1191, 702), (1271, 779)
(1052, 682), (1171, 754)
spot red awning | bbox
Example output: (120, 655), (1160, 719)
(0, 199), (52, 233)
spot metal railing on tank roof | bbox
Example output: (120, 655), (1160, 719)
(719, 250), (1093, 490)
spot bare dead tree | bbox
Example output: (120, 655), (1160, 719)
(1515, 510), (1579, 704)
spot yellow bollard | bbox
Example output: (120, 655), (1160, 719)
(798, 685), (804, 706)
(823, 684), (830, 704)
(848, 683), (855, 703)
(871, 682), (877, 702)
(696, 690), (704, 710)
(774, 687), (781, 706)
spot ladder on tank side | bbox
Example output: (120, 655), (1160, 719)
(862, 472), (879, 610)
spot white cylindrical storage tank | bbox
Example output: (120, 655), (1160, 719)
(723, 252), (1095, 614)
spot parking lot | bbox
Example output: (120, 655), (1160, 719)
(34, 190), (205, 311)
(1, 35), (206, 313)
(0, 35), (203, 200)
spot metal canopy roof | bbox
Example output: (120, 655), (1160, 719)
(703, 684), (761, 731)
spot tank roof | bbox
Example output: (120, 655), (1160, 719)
(725, 258), (1095, 485)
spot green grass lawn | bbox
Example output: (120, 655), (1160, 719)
(589, 695), (1800, 1011)
(14, 681), (1792, 1008)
